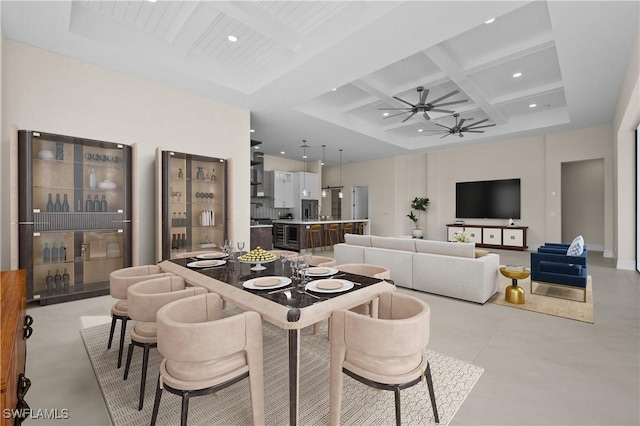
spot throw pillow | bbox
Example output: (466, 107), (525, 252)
(566, 235), (584, 256)
(474, 249), (490, 258)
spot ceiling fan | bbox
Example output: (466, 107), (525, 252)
(378, 86), (468, 123)
(424, 113), (496, 138)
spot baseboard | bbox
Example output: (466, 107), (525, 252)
(603, 249), (614, 258)
(616, 258), (636, 270)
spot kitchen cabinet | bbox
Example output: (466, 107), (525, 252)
(155, 149), (228, 262)
(18, 130), (135, 304)
(273, 171), (295, 208)
(295, 172), (319, 200)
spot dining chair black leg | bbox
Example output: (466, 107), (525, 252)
(393, 387), (401, 426)
(117, 317), (128, 368)
(107, 316), (117, 349)
(180, 392), (190, 426)
(138, 344), (151, 410)
(425, 362), (439, 423)
(150, 375), (162, 426)
(123, 343), (134, 380)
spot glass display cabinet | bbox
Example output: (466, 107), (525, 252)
(155, 149), (227, 262)
(18, 130), (135, 305)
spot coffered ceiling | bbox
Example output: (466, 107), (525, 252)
(2, 1), (638, 166)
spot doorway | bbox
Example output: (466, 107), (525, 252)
(352, 185), (369, 220)
(561, 159), (604, 250)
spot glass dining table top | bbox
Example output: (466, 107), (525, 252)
(169, 257), (382, 310)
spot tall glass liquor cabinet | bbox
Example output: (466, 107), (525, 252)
(155, 149), (227, 262)
(18, 130), (135, 305)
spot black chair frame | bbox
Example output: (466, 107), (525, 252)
(342, 361), (439, 425)
(150, 371), (250, 426)
(107, 313), (130, 369)
(123, 339), (157, 410)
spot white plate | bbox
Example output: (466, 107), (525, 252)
(187, 259), (226, 268)
(243, 276), (292, 290)
(306, 267), (339, 277)
(306, 279), (354, 293)
(196, 252), (227, 260)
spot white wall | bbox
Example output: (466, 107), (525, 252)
(331, 126), (615, 254)
(613, 29), (640, 269)
(1, 40), (250, 269)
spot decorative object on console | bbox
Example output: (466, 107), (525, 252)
(407, 196), (430, 238)
(453, 231), (472, 243)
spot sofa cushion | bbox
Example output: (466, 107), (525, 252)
(370, 236), (416, 252)
(566, 235), (584, 256)
(415, 239), (475, 258)
(344, 234), (372, 247)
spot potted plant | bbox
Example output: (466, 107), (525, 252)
(407, 196), (430, 238)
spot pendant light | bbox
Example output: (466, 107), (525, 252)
(301, 140), (308, 197)
(321, 144), (327, 198)
(338, 149), (344, 199)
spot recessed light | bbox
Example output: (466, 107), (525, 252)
(147, 0), (157, 3)
(254, 145), (259, 149)
(228, 35), (238, 42)
(280, 151), (285, 155)
(383, 112), (389, 117)
(303, 155), (307, 159)
(331, 88), (337, 91)
(484, 18), (495, 24)
(529, 104), (537, 108)
(513, 72), (522, 78)
(418, 129), (424, 132)
(250, 129), (255, 133)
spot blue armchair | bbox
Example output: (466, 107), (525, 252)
(530, 243), (588, 302)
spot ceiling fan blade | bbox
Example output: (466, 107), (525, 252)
(429, 90), (460, 105)
(440, 133), (451, 139)
(433, 99), (468, 107)
(419, 88), (429, 105)
(402, 111), (418, 122)
(423, 112), (431, 121)
(458, 118), (467, 128)
(393, 96), (416, 108)
(466, 124), (496, 130)
(430, 108), (456, 114)
(432, 122), (451, 130)
(463, 130), (484, 133)
(384, 111), (414, 119)
(377, 107), (412, 110)
(466, 118), (489, 127)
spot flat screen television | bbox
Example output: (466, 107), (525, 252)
(456, 178), (521, 219)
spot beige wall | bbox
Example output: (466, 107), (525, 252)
(613, 29), (639, 269)
(1, 40), (250, 269)
(332, 126), (615, 253)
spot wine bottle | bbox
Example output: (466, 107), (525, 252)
(181, 233), (187, 250)
(54, 193), (62, 212)
(62, 268), (70, 290)
(46, 193), (54, 212)
(80, 242), (86, 260)
(51, 242), (59, 263)
(89, 169), (97, 189)
(62, 194), (69, 212)
(60, 241), (66, 261)
(46, 270), (53, 293)
(43, 242), (51, 263)
(93, 195), (100, 212)
(86, 195), (93, 212)
(54, 269), (62, 291)
(101, 195), (108, 212)
(171, 234), (177, 251)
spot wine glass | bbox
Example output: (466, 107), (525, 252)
(279, 254), (288, 276)
(237, 241), (245, 255)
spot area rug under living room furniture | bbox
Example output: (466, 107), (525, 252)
(81, 309), (484, 425)
(158, 258), (395, 425)
(489, 273), (594, 323)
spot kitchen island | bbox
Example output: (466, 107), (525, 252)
(250, 224), (273, 250)
(272, 219), (369, 251)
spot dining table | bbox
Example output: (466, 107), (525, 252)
(158, 256), (395, 426)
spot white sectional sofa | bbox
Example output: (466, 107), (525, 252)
(334, 234), (500, 304)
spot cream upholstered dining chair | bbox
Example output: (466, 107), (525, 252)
(335, 263), (392, 315)
(109, 265), (174, 368)
(288, 254), (337, 267)
(123, 276), (207, 411)
(151, 293), (265, 426)
(329, 292), (439, 426)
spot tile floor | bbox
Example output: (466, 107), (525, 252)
(22, 249), (639, 425)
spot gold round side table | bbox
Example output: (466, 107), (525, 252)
(499, 266), (530, 304)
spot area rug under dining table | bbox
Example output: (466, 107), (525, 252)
(81, 306), (483, 426)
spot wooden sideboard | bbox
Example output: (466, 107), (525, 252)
(446, 224), (528, 250)
(1, 270), (31, 426)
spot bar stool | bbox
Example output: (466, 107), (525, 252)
(325, 223), (341, 248)
(341, 223), (354, 242)
(356, 222), (367, 235)
(306, 224), (324, 254)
